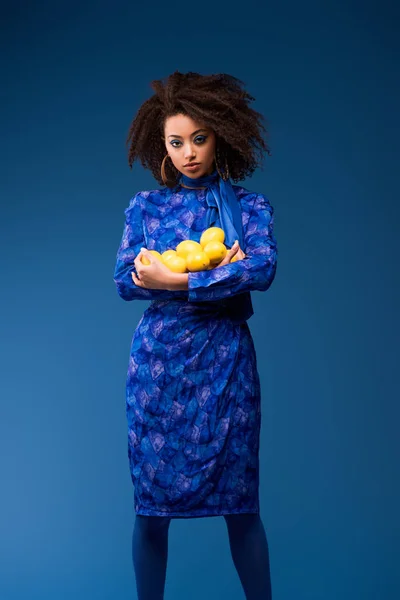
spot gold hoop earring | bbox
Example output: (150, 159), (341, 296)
(161, 154), (178, 187)
(215, 147), (230, 181)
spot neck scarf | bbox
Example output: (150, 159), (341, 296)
(179, 168), (244, 247)
(179, 168), (254, 325)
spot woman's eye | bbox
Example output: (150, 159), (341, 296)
(170, 136), (207, 148)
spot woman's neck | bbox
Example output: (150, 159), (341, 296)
(180, 183), (206, 190)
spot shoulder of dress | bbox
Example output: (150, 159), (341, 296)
(126, 188), (170, 209)
(132, 189), (165, 200)
(232, 184), (258, 205)
(143, 187), (173, 203)
(232, 185), (271, 205)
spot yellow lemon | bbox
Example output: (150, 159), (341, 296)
(164, 255), (187, 273)
(176, 239), (203, 259)
(186, 250), (211, 272)
(141, 250), (162, 265)
(230, 254), (240, 263)
(200, 227), (225, 248)
(161, 250), (177, 265)
(203, 241), (227, 265)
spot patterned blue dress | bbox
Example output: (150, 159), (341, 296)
(113, 182), (278, 518)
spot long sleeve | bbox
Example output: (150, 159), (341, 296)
(187, 193), (278, 302)
(113, 192), (188, 302)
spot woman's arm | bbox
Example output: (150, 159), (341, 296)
(113, 192), (188, 301)
(180, 194), (278, 302)
(167, 272), (189, 290)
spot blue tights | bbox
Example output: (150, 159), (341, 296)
(132, 513), (272, 599)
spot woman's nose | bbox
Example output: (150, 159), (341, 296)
(184, 144), (195, 158)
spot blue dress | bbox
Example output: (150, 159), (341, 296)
(113, 182), (278, 518)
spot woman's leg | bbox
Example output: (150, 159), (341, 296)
(224, 513), (272, 600)
(132, 514), (172, 600)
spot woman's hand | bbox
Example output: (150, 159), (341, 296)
(132, 248), (174, 289)
(215, 240), (246, 267)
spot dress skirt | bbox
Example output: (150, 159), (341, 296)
(125, 299), (262, 518)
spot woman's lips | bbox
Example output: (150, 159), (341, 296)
(185, 163), (200, 170)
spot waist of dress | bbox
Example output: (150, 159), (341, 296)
(149, 293), (254, 325)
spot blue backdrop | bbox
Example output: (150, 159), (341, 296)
(1, 1), (398, 598)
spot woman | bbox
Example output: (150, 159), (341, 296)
(114, 71), (278, 600)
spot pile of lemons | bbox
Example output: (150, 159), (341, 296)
(141, 226), (240, 273)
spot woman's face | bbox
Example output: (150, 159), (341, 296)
(163, 113), (216, 179)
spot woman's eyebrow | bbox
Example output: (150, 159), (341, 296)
(167, 129), (208, 139)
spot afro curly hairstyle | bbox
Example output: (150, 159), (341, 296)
(126, 70), (271, 187)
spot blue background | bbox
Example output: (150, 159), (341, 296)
(1, 1), (399, 598)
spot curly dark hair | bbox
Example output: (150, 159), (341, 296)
(126, 71), (271, 186)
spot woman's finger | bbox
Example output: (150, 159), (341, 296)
(134, 253), (142, 272)
(230, 241), (240, 254)
(131, 271), (143, 287)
